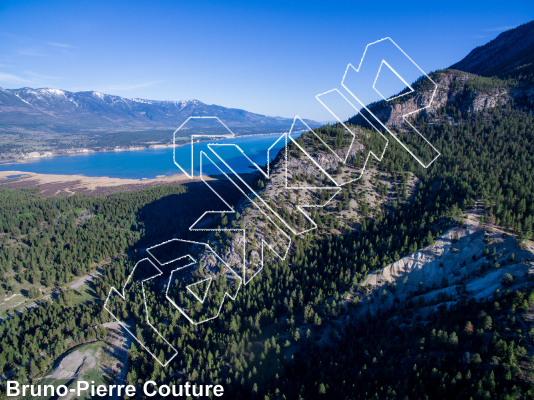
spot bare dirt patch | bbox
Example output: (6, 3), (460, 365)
(45, 350), (96, 380)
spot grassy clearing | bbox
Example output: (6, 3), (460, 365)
(0, 280), (48, 318)
(70, 283), (100, 308)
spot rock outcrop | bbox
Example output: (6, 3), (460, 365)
(355, 214), (534, 316)
(351, 70), (513, 129)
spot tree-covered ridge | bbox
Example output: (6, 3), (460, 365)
(450, 20), (534, 81)
(405, 103), (534, 240)
(304, 99), (533, 242)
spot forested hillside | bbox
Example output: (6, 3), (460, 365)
(3, 83), (529, 398)
(1, 24), (534, 400)
(94, 94), (534, 399)
(0, 180), (250, 317)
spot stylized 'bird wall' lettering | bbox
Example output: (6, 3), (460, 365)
(104, 37), (440, 366)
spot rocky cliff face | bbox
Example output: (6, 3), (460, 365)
(350, 69), (513, 129)
(350, 21), (534, 130)
(356, 213), (534, 317)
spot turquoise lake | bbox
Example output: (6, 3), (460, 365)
(0, 133), (292, 179)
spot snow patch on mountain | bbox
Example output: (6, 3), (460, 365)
(13, 93), (31, 105)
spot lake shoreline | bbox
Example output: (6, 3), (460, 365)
(0, 131), (299, 186)
(0, 170), (266, 197)
(0, 170), (213, 197)
(0, 131), (290, 165)
(0, 170), (200, 187)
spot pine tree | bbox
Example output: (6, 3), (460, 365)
(29, 359), (39, 377)
(319, 383), (326, 394)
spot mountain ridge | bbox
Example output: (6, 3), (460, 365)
(0, 86), (319, 135)
(350, 20), (534, 129)
(450, 20), (534, 79)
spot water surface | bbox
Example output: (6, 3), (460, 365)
(0, 134), (291, 179)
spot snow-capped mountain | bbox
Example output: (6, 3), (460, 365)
(0, 87), (319, 134)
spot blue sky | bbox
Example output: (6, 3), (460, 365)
(0, 0), (532, 121)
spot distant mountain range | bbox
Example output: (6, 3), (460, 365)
(0, 87), (319, 135)
(1, 21), (532, 160)
(3, 22), (532, 137)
